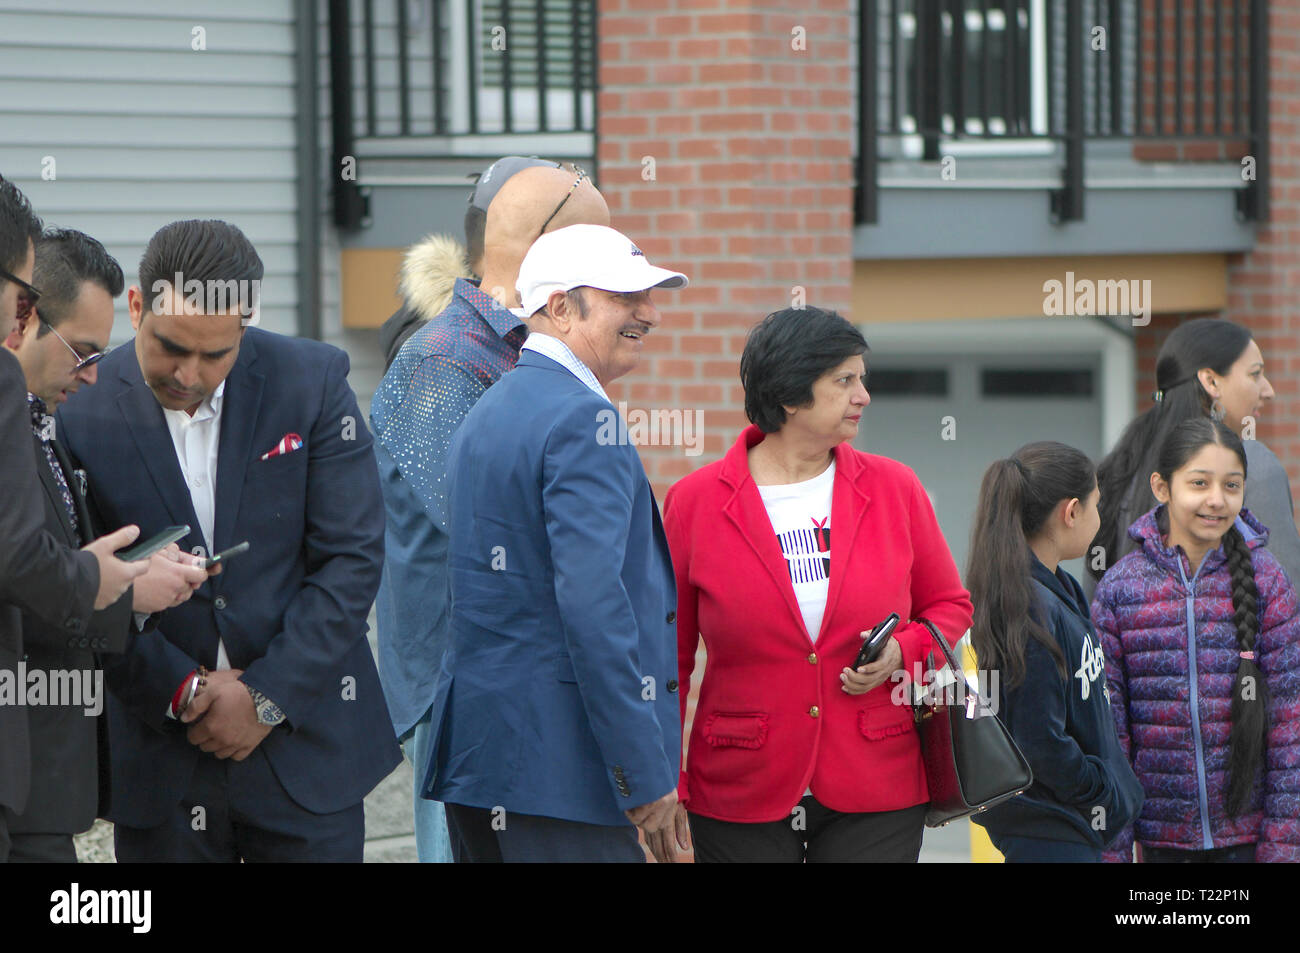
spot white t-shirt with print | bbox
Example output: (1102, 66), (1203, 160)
(756, 461), (835, 643)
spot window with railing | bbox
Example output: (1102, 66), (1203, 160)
(341, 0), (596, 140)
(890, 0), (1046, 146)
(858, 0), (1267, 223)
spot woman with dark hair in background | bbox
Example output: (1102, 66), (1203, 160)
(966, 442), (1143, 862)
(1093, 417), (1300, 862)
(663, 306), (972, 862)
(1090, 318), (1298, 589)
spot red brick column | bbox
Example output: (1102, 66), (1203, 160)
(1225, 1), (1300, 497)
(597, 0), (856, 498)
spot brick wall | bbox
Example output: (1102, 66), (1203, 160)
(1225, 2), (1300, 498)
(596, 0), (857, 498)
(1131, 3), (1298, 505)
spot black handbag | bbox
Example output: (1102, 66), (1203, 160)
(910, 617), (1033, 828)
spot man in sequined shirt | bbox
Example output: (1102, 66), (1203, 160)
(370, 164), (609, 862)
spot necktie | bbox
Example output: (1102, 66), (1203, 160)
(28, 393), (80, 536)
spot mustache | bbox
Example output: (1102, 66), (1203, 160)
(154, 379), (198, 396)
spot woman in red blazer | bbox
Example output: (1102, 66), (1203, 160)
(664, 307), (973, 862)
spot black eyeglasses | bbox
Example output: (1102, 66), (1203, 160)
(538, 165), (588, 237)
(1, 265), (40, 308)
(39, 314), (108, 370)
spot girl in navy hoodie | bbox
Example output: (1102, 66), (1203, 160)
(966, 441), (1144, 862)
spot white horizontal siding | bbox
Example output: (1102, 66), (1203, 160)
(0, 0), (301, 341)
(0, 9), (293, 52)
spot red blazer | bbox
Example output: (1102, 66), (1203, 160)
(664, 426), (973, 823)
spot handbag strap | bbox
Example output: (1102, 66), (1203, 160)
(914, 616), (961, 674)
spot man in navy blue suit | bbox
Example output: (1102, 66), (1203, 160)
(58, 220), (399, 861)
(427, 224), (691, 862)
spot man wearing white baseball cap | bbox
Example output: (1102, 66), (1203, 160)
(512, 223), (687, 388)
(424, 224), (692, 862)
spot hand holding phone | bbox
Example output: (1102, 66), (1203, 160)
(851, 612), (900, 671)
(203, 541), (250, 570)
(116, 524), (190, 562)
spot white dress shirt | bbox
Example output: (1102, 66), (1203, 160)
(162, 380), (230, 671)
(520, 332), (611, 404)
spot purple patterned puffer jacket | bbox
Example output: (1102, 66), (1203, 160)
(1091, 507), (1300, 863)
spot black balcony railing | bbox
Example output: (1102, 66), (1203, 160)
(857, 0), (1269, 225)
(329, 0), (597, 229)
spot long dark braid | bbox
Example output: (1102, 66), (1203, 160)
(1221, 525), (1270, 815)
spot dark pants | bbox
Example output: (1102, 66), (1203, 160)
(994, 834), (1101, 863)
(1143, 843), (1256, 863)
(444, 802), (644, 863)
(689, 796), (926, 862)
(114, 748), (363, 862)
(0, 809), (73, 863)
(6, 830), (77, 862)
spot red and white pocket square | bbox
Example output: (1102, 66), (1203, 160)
(261, 433), (303, 461)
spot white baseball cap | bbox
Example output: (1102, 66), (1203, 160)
(516, 224), (689, 318)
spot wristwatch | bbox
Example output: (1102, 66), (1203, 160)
(246, 685), (286, 727)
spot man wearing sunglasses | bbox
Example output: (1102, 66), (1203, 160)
(7, 229), (113, 407)
(0, 176), (150, 862)
(371, 162), (608, 862)
(2, 229), (210, 861)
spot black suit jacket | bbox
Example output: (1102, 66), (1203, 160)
(7, 432), (132, 834)
(0, 348), (98, 815)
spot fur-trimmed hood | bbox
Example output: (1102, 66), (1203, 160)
(379, 233), (471, 368)
(399, 233), (470, 320)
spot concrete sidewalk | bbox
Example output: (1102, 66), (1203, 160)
(72, 615), (976, 863)
(358, 755), (975, 862)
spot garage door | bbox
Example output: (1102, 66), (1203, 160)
(856, 352), (1103, 585)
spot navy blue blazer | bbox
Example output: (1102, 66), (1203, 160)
(423, 349), (680, 826)
(57, 328), (399, 827)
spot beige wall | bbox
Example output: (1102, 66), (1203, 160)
(341, 248), (405, 329)
(853, 254), (1227, 322)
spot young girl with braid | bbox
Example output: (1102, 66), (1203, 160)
(1092, 418), (1300, 862)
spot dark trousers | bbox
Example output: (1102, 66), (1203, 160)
(0, 809), (69, 863)
(6, 830), (77, 862)
(689, 796), (926, 862)
(0, 809), (73, 863)
(114, 748), (363, 863)
(1143, 843), (1256, 863)
(444, 802), (644, 863)
(994, 834), (1101, 863)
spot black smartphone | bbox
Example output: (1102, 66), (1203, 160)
(203, 541), (250, 569)
(851, 613), (900, 670)
(116, 524), (190, 562)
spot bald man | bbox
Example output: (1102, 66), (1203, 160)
(369, 164), (608, 862)
(380, 156), (563, 370)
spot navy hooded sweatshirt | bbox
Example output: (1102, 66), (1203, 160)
(974, 555), (1144, 848)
